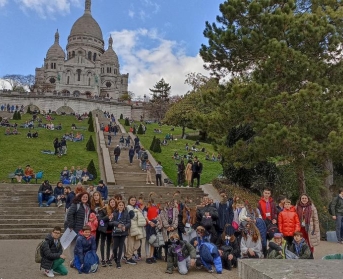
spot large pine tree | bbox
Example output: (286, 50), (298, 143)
(199, 0), (343, 194)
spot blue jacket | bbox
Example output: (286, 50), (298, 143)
(255, 218), (267, 248)
(65, 191), (75, 209)
(53, 186), (64, 199)
(96, 185), (108, 200)
(199, 242), (222, 274)
(213, 200), (234, 231)
(74, 233), (96, 264)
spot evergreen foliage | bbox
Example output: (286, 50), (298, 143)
(137, 124), (144, 135)
(87, 114), (93, 125)
(87, 159), (97, 180)
(17, 111), (21, 120)
(120, 113), (123, 120)
(88, 119), (94, 132)
(198, 0), (343, 194)
(86, 135), (96, 151)
(27, 106), (31, 114)
(13, 111), (18, 120)
(133, 126), (136, 134)
(151, 138), (161, 153)
(124, 118), (130, 126)
(150, 136), (156, 151)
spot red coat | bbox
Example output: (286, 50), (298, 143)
(258, 197), (277, 221)
(278, 207), (300, 236)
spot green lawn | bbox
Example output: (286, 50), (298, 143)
(0, 113), (99, 184)
(120, 120), (222, 185)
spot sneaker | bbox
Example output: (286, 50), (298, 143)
(57, 200), (63, 208)
(146, 258), (153, 264)
(150, 182), (154, 184)
(126, 258), (137, 265)
(116, 262), (121, 269)
(122, 256), (127, 262)
(208, 268), (214, 273)
(69, 260), (74, 268)
(106, 259), (112, 266)
(44, 269), (54, 278)
(152, 257), (157, 263)
(101, 260), (106, 267)
(146, 182), (150, 184)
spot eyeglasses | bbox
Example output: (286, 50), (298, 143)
(52, 231), (61, 235)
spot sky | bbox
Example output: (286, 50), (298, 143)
(0, 0), (223, 97)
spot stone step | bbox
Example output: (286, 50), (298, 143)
(0, 219), (63, 224)
(0, 233), (55, 240)
(0, 227), (64, 235)
(0, 209), (64, 215)
(0, 223), (64, 228)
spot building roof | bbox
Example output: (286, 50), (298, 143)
(46, 30), (65, 59)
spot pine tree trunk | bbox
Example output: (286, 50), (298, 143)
(297, 166), (306, 194)
(324, 158), (334, 199)
(182, 126), (185, 139)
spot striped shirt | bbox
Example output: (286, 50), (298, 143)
(155, 164), (163, 174)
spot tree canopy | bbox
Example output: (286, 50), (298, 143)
(199, 0), (343, 194)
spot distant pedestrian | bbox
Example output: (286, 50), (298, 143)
(108, 134), (112, 146)
(191, 157), (202, 188)
(128, 146), (135, 165)
(114, 145), (121, 164)
(155, 161), (163, 186)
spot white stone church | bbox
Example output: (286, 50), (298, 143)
(34, 0), (129, 100)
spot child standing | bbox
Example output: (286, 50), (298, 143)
(278, 200), (300, 246)
(87, 213), (98, 238)
(146, 160), (154, 184)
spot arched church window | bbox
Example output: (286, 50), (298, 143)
(88, 78), (91, 86)
(106, 82), (111, 88)
(77, 69), (81, 81)
(49, 77), (56, 84)
(51, 63), (53, 69)
(54, 63), (56, 69)
(72, 51), (75, 57)
(93, 53), (97, 61)
(67, 76), (70, 85)
(88, 51), (92, 60)
(114, 69), (117, 74)
(45, 64), (48, 69)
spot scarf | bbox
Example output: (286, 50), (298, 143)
(293, 238), (305, 256)
(296, 202), (312, 231)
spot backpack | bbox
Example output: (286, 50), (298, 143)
(200, 216), (213, 230)
(267, 222), (279, 239)
(82, 251), (99, 273)
(35, 240), (45, 263)
(142, 152), (148, 160)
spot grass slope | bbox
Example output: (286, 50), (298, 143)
(0, 113), (98, 184)
(120, 120), (222, 185)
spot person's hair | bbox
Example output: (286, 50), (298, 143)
(114, 193), (123, 200)
(277, 195), (286, 203)
(221, 223), (236, 242)
(72, 192), (91, 207)
(196, 226), (206, 233)
(65, 186), (71, 191)
(106, 198), (117, 214)
(56, 181), (63, 186)
(294, 231), (303, 237)
(169, 232), (180, 240)
(117, 200), (126, 207)
(263, 188), (272, 193)
(339, 188), (343, 194)
(242, 222), (261, 242)
(52, 226), (62, 232)
(83, 225), (91, 231)
(188, 159), (192, 164)
(284, 199), (291, 204)
(245, 201), (259, 217)
(75, 184), (85, 195)
(128, 195), (136, 205)
(91, 191), (104, 210)
(297, 193), (312, 206)
(158, 161), (161, 165)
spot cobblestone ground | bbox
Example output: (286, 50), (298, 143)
(0, 240), (341, 279)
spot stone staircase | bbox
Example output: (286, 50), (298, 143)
(0, 115), (207, 239)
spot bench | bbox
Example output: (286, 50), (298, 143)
(8, 173), (16, 183)
(8, 171), (44, 183)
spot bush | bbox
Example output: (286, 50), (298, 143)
(86, 135), (96, 151)
(0, 117), (2, 122)
(88, 119), (94, 132)
(17, 111), (21, 120)
(133, 126), (136, 134)
(13, 111), (18, 120)
(137, 124), (144, 135)
(27, 106), (31, 114)
(87, 159), (97, 180)
(87, 114), (93, 125)
(120, 113), (123, 120)
(88, 111), (93, 118)
(150, 136), (156, 151)
(151, 138), (162, 153)
(124, 118), (130, 126)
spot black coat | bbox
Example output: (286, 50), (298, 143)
(66, 202), (90, 234)
(97, 208), (111, 233)
(40, 234), (63, 270)
(109, 209), (131, 237)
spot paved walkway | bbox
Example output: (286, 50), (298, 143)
(0, 239), (341, 279)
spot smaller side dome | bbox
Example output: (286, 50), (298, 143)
(101, 36), (119, 65)
(46, 30), (65, 60)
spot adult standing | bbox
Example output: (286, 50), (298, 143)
(128, 146), (135, 165)
(113, 145), (121, 164)
(66, 192), (91, 267)
(295, 194), (320, 253)
(109, 200), (131, 269)
(108, 134), (112, 146)
(191, 156), (202, 188)
(330, 189), (343, 244)
(155, 161), (163, 186)
(257, 188), (278, 226)
(53, 138), (59, 155)
(177, 160), (185, 187)
(185, 160), (193, 187)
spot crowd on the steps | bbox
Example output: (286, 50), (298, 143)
(38, 184), (342, 277)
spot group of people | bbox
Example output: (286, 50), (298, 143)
(59, 166), (94, 185)
(14, 165), (35, 183)
(176, 157), (203, 187)
(0, 103), (24, 112)
(39, 182), (325, 277)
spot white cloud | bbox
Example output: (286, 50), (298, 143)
(128, 9), (134, 18)
(110, 29), (209, 98)
(0, 0), (8, 8)
(17, 0), (81, 18)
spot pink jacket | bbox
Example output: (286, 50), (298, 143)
(87, 213), (98, 237)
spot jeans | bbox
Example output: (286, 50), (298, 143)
(177, 256), (191, 275)
(156, 174), (162, 186)
(129, 155), (134, 164)
(336, 215), (343, 241)
(114, 155), (119, 163)
(141, 161), (146, 170)
(100, 232), (112, 261)
(52, 258), (68, 275)
(38, 193), (55, 206)
(191, 173), (201, 187)
(23, 175), (32, 183)
(113, 235), (126, 263)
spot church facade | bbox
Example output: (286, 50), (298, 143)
(34, 0), (128, 100)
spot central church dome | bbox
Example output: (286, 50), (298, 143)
(69, 0), (103, 41)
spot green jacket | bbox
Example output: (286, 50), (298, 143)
(330, 196), (343, 216)
(267, 239), (287, 259)
(166, 241), (196, 273)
